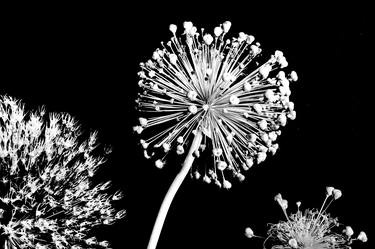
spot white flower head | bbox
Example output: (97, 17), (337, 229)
(135, 21), (298, 187)
(257, 187), (367, 249)
(0, 96), (125, 248)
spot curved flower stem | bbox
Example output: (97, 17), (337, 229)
(147, 131), (203, 249)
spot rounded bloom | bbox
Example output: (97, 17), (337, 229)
(0, 96), (125, 248)
(244, 227), (254, 238)
(261, 187), (367, 249)
(135, 21), (298, 187)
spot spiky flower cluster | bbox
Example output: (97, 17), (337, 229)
(246, 187), (367, 249)
(0, 96), (125, 249)
(134, 21), (298, 188)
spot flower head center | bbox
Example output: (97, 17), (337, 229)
(202, 104), (210, 112)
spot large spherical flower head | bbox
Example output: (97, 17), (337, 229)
(262, 187), (367, 249)
(135, 21), (298, 188)
(0, 96), (126, 249)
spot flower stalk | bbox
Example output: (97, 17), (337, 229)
(147, 131), (203, 249)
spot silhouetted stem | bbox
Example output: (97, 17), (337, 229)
(147, 131), (203, 249)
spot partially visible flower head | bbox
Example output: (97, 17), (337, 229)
(247, 187), (367, 249)
(0, 96), (125, 248)
(135, 21), (298, 188)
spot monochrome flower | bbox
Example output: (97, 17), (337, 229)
(246, 187), (367, 249)
(0, 96), (125, 249)
(135, 21), (298, 188)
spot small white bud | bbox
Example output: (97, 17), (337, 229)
(223, 21), (231, 33)
(223, 180), (232, 189)
(265, 89), (275, 102)
(143, 150), (151, 159)
(249, 133), (257, 143)
(268, 131), (277, 141)
(187, 90), (198, 101)
(214, 26), (223, 37)
(251, 44), (260, 55)
(253, 103), (263, 114)
(244, 227), (254, 238)
(203, 34), (214, 45)
(326, 186), (335, 196)
(223, 72), (232, 83)
(270, 144), (279, 155)
(243, 82), (252, 91)
(203, 175), (211, 184)
(277, 71), (286, 79)
(275, 50), (284, 58)
(274, 193), (283, 202)
(213, 148), (223, 157)
(257, 152), (267, 164)
(279, 56), (288, 68)
(217, 161), (228, 171)
(258, 119), (268, 130)
(246, 158), (254, 168)
(333, 189), (342, 200)
(344, 226), (354, 237)
(246, 35), (255, 44)
(259, 64), (272, 78)
(280, 199), (288, 210)
(155, 159), (164, 169)
(162, 143), (170, 152)
(288, 238), (298, 248)
(188, 105), (198, 114)
(357, 231), (368, 242)
(176, 145), (184, 155)
(169, 24), (177, 34)
(236, 173), (245, 182)
(229, 95), (240, 105)
(290, 71), (298, 81)
(133, 126), (143, 134)
(287, 101), (295, 111)
(183, 21), (193, 31)
(169, 53), (178, 64)
(238, 32), (247, 42)
(140, 139), (149, 149)
(139, 117), (148, 127)
(288, 110), (296, 120)
(152, 51), (160, 60)
(261, 133), (269, 143)
(194, 171), (201, 179)
(278, 114), (287, 126)
(296, 201), (301, 208)
(177, 136), (184, 144)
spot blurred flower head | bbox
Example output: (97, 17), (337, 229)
(0, 96), (125, 248)
(135, 21), (298, 188)
(253, 187), (368, 249)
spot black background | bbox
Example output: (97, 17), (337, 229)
(1, 3), (372, 249)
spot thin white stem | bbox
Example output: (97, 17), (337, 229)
(147, 130), (203, 249)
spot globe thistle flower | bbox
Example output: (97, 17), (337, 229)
(135, 21), (298, 249)
(0, 96), (125, 249)
(135, 20), (298, 187)
(245, 187), (368, 249)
